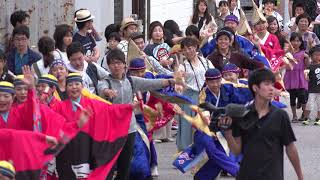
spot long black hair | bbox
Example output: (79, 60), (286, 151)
(191, 0), (212, 25)
(164, 20), (183, 37)
(290, 32), (305, 51)
(53, 24), (73, 52)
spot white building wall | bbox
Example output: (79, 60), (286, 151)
(150, 0), (193, 33)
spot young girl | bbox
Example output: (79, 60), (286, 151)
(284, 32), (309, 122)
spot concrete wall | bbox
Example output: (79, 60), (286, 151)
(0, 0), (75, 47)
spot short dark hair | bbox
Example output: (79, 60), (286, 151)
(104, 23), (121, 40)
(76, 21), (87, 30)
(148, 21), (164, 40)
(12, 25), (30, 39)
(38, 36), (55, 68)
(181, 37), (199, 49)
(295, 13), (311, 26)
(185, 25), (200, 39)
(219, 0), (229, 7)
(263, 0), (275, 5)
(10, 10), (30, 27)
(248, 68), (275, 95)
(106, 49), (126, 65)
(66, 42), (85, 58)
(107, 32), (121, 42)
(294, 3), (305, 12)
(53, 24), (73, 51)
(309, 45), (320, 56)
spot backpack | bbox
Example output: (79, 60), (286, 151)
(86, 62), (99, 93)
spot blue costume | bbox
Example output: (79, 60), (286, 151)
(201, 35), (271, 68)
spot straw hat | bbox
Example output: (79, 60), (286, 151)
(74, 9), (95, 22)
(120, 17), (138, 31)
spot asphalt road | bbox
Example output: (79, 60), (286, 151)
(154, 105), (320, 180)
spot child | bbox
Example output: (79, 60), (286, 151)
(284, 32), (309, 122)
(302, 46), (320, 125)
(101, 32), (121, 69)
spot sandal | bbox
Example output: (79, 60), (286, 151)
(292, 118), (299, 123)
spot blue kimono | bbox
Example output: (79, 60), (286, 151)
(130, 114), (152, 180)
(201, 35), (271, 68)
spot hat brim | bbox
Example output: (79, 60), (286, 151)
(75, 15), (95, 22)
(121, 22), (138, 31)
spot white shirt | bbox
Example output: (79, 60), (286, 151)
(53, 49), (69, 65)
(179, 56), (214, 92)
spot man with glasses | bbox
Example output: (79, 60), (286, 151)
(7, 25), (41, 75)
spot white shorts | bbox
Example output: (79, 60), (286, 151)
(306, 93), (320, 111)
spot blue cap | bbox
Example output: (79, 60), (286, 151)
(205, 68), (222, 80)
(129, 58), (146, 70)
(224, 15), (239, 24)
(222, 63), (241, 74)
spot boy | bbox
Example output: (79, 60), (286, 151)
(73, 9), (100, 62)
(302, 46), (320, 125)
(97, 49), (175, 180)
(7, 25), (41, 75)
(219, 68), (303, 180)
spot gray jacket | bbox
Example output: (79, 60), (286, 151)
(97, 75), (165, 133)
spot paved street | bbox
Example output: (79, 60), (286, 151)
(155, 106), (320, 180)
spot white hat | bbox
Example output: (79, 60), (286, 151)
(74, 9), (95, 22)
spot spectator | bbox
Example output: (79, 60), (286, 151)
(263, 0), (283, 30)
(10, 10), (30, 28)
(288, 3), (305, 32)
(32, 36), (55, 78)
(131, 32), (172, 75)
(0, 50), (14, 83)
(215, 0), (230, 31)
(73, 9), (100, 62)
(100, 32), (121, 69)
(284, 32), (309, 122)
(185, 25), (200, 40)
(302, 45), (320, 125)
(189, 0), (217, 39)
(289, 0), (318, 20)
(295, 13), (320, 51)
(177, 37), (214, 151)
(164, 20), (184, 47)
(144, 21), (165, 56)
(7, 25), (41, 75)
(66, 42), (109, 94)
(53, 24), (73, 64)
(118, 17), (138, 57)
(228, 0), (240, 20)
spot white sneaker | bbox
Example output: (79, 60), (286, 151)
(151, 166), (159, 177)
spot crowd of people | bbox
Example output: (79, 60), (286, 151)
(0, 0), (319, 179)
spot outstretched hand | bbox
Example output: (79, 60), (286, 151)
(45, 135), (58, 147)
(22, 65), (35, 88)
(78, 108), (92, 128)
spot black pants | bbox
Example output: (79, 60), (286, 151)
(107, 132), (136, 180)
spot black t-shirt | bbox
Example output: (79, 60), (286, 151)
(232, 104), (296, 180)
(73, 32), (96, 56)
(308, 64), (320, 93)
